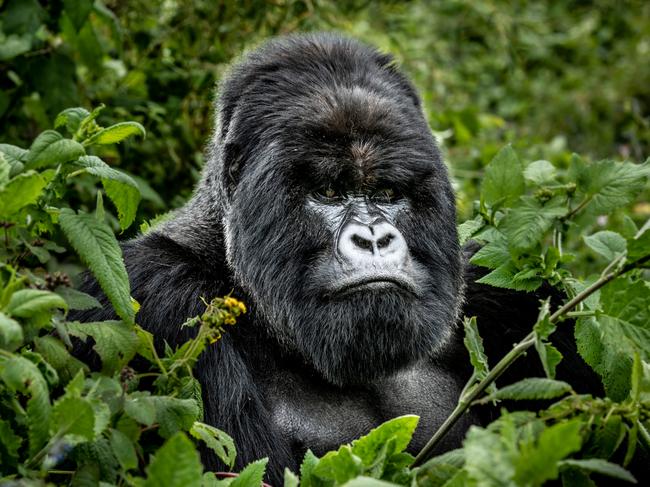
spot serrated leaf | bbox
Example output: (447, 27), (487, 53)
(34, 335), (88, 383)
(5, 289), (67, 318)
(524, 160), (557, 185)
(0, 356), (51, 456)
(0, 418), (21, 467)
(67, 320), (139, 374)
(109, 428), (138, 471)
(352, 415), (419, 465)
(476, 260), (542, 291)
(0, 144), (27, 175)
(230, 458), (268, 487)
(284, 468), (299, 487)
(58, 209), (134, 322)
(313, 445), (364, 484)
(144, 432), (202, 487)
(469, 238), (510, 270)
(73, 155), (141, 229)
(51, 396), (96, 443)
(55, 286), (102, 311)
(488, 378), (571, 401)
(25, 130), (85, 169)
(85, 122), (146, 146)
(559, 459), (636, 483)
(513, 420), (583, 485)
(54, 107), (91, 135)
(0, 171), (48, 218)
(583, 231), (627, 261)
(299, 449), (320, 487)
(481, 145), (525, 209)
(463, 317), (491, 383)
(0, 312), (23, 351)
(627, 228), (650, 263)
(190, 421), (237, 469)
(578, 159), (650, 214)
(124, 392), (156, 426)
(151, 396), (201, 438)
(458, 215), (485, 246)
(499, 196), (568, 251)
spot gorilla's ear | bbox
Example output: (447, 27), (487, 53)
(222, 141), (243, 199)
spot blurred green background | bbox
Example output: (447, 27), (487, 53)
(1, 0), (648, 223)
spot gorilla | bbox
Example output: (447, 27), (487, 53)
(77, 33), (598, 482)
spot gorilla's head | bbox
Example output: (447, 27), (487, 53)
(203, 34), (463, 385)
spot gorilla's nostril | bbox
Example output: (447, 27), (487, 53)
(351, 234), (373, 251)
(376, 234), (394, 249)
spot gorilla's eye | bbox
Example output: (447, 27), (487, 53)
(312, 187), (344, 202)
(372, 188), (401, 203)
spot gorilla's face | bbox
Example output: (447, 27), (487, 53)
(220, 40), (463, 385)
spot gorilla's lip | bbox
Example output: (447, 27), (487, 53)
(331, 274), (420, 297)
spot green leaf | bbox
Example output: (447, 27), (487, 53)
(24, 130), (85, 169)
(0, 418), (21, 467)
(476, 260), (542, 292)
(513, 420), (583, 485)
(190, 421), (237, 469)
(63, 0), (93, 30)
(463, 317), (492, 383)
(351, 415), (419, 465)
(487, 378), (571, 401)
(535, 342), (563, 379)
(499, 196), (568, 251)
(124, 392), (156, 426)
(0, 312), (23, 351)
(0, 144), (27, 174)
(579, 159), (650, 215)
(230, 458), (268, 487)
(481, 144), (525, 209)
(51, 396), (96, 443)
(84, 122), (146, 146)
(524, 160), (557, 185)
(469, 237), (510, 270)
(342, 478), (400, 486)
(110, 428), (138, 471)
(627, 226), (650, 263)
(144, 432), (202, 487)
(0, 356), (51, 456)
(464, 425), (516, 485)
(5, 289), (67, 318)
(67, 320), (139, 374)
(0, 152), (10, 184)
(299, 450), (320, 487)
(583, 231), (627, 261)
(151, 396), (201, 438)
(34, 335), (88, 382)
(54, 107), (91, 135)
(559, 459), (636, 484)
(58, 209), (134, 323)
(0, 171), (48, 218)
(458, 215), (484, 246)
(313, 445), (364, 484)
(73, 155), (141, 229)
(55, 286), (102, 311)
(284, 469), (299, 487)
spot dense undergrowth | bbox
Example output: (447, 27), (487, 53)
(0, 110), (648, 486)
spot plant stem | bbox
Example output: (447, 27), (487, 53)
(411, 252), (650, 467)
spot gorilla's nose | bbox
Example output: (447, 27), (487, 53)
(338, 220), (408, 264)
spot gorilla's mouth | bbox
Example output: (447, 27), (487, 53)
(330, 273), (420, 297)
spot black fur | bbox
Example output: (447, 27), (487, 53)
(75, 34), (600, 483)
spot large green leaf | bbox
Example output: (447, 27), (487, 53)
(0, 356), (51, 456)
(0, 171), (48, 218)
(189, 421), (237, 469)
(5, 289), (67, 318)
(144, 432), (202, 487)
(351, 415), (419, 465)
(558, 459), (636, 483)
(583, 231), (627, 261)
(24, 130), (85, 169)
(84, 122), (146, 146)
(73, 155), (141, 229)
(58, 209), (134, 323)
(480, 145), (525, 209)
(230, 459), (269, 487)
(0, 312), (23, 351)
(499, 196), (568, 251)
(54, 107), (91, 135)
(67, 320), (139, 374)
(486, 378), (572, 401)
(50, 396), (96, 443)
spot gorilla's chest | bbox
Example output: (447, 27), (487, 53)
(263, 361), (470, 456)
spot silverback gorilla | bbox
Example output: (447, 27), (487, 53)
(77, 33), (598, 482)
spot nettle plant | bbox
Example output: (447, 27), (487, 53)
(1, 110), (649, 487)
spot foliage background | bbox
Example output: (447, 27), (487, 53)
(2, 0), (648, 226)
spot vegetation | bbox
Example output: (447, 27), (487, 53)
(0, 1), (648, 486)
